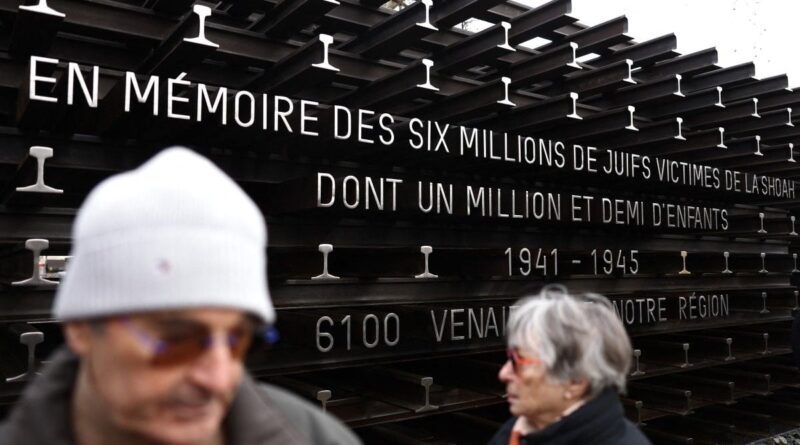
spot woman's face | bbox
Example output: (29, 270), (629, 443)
(498, 346), (575, 424)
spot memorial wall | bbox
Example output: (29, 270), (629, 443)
(0, 0), (799, 443)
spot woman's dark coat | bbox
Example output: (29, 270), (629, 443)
(487, 389), (651, 445)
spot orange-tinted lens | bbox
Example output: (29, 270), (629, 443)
(149, 321), (209, 366)
(506, 348), (539, 373)
(136, 319), (254, 367)
(226, 324), (254, 360)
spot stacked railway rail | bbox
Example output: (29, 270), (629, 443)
(0, 0), (799, 443)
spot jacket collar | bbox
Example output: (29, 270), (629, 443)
(519, 389), (627, 445)
(3, 348), (76, 445)
(3, 347), (308, 445)
(224, 373), (310, 444)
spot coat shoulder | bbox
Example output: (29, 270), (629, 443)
(486, 417), (514, 445)
(255, 383), (362, 445)
(619, 419), (652, 445)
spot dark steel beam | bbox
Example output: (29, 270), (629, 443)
(535, 16), (630, 56)
(643, 127), (726, 157)
(683, 98), (760, 129)
(594, 75), (683, 109)
(545, 58), (635, 97)
(358, 0), (385, 7)
(498, 43), (580, 87)
(690, 137), (769, 163)
(643, 86), (724, 119)
(1, 0), (178, 45)
(482, 1), (536, 21)
(413, 78), (518, 123)
(697, 145), (791, 170)
(759, 91), (800, 113)
(223, 0), (275, 19)
(723, 75), (790, 103)
(506, 0), (573, 45)
(758, 119), (800, 145)
(15, 57), (60, 132)
(206, 25), (295, 68)
(555, 105), (638, 142)
(320, 0), (398, 35)
(9, 4), (64, 59)
(684, 63), (755, 94)
(725, 108), (793, 138)
(144, 0), (195, 15)
(484, 92), (579, 133)
(747, 145), (799, 176)
(250, 0), (340, 37)
(137, 12), (219, 78)
(430, 0), (508, 29)
(320, 0), (489, 53)
(601, 118), (684, 149)
(636, 48), (718, 81)
(341, 59), (439, 110)
(433, 22), (513, 75)
(592, 34), (677, 68)
(248, 34), (339, 94)
(339, 1), (436, 58)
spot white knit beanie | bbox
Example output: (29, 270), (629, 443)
(53, 147), (275, 323)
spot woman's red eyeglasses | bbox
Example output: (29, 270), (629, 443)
(506, 348), (542, 373)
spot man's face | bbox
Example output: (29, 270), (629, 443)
(67, 308), (253, 445)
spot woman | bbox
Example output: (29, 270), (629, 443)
(488, 285), (651, 445)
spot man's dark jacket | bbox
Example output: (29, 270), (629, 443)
(0, 347), (361, 445)
(487, 389), (651, 445)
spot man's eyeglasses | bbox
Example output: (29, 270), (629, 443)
(506, 347), (542, 373)
(121, 317), (279, 367)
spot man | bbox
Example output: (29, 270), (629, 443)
(0, 147), (361, 445)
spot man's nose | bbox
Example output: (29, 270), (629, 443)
(188, 337), (240, 393)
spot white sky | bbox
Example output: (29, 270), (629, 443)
(516, 0), (800, 86)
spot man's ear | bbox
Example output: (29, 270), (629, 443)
(63, 322), (95, 357)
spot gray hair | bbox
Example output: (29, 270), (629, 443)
(506, 285), (632, 399)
